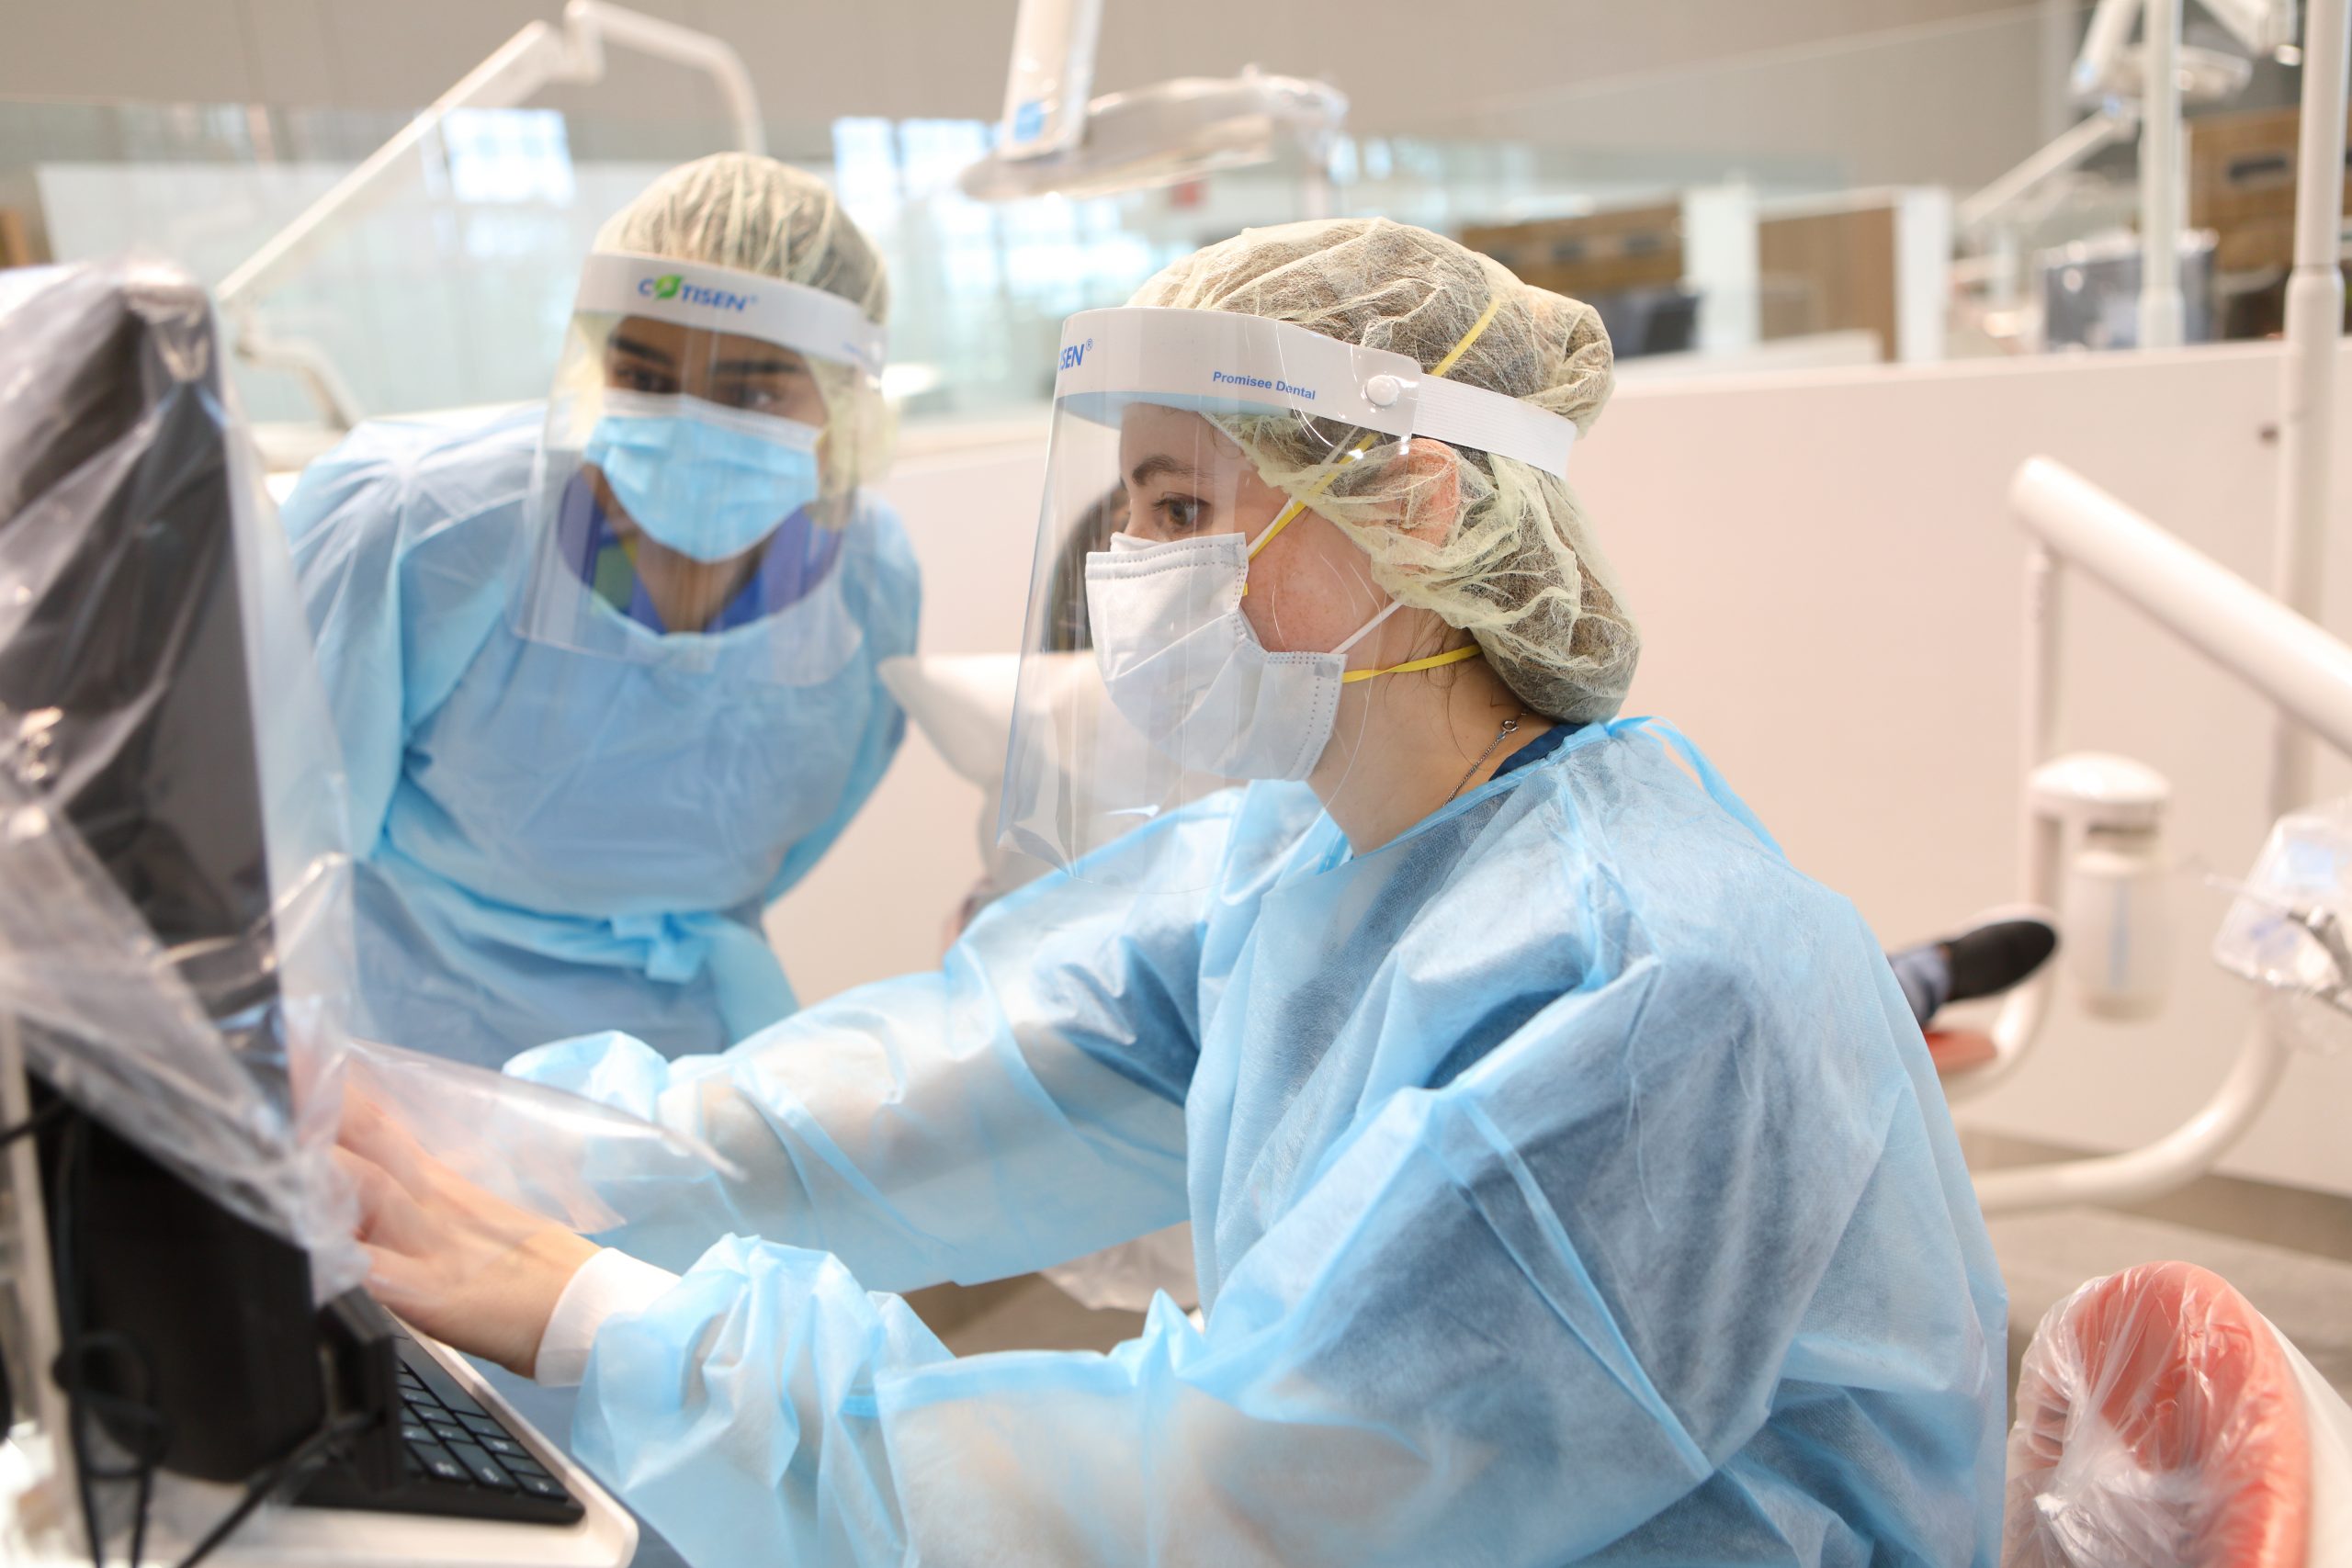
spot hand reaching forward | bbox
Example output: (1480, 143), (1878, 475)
(338, 1090), (600, 1376)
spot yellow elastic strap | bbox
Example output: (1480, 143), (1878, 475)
(1428, 291), (1505, 378)
(1340, 643), (1483, 684)
(1246, 495), (1311, 562)
(1246, 291), (1506, 587)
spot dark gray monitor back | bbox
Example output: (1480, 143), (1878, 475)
(0, 259), (393, 1487)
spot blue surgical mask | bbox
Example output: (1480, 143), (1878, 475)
(583, 390), (824, 564)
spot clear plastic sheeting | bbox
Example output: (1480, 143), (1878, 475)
(0, 256), (364, 1297)
(344, 1038), (744, 1237)
(2282, 1322), (2352, 1567)
(874, 651), (1201, 1314)
(2214, 796), (2352, 1055)
(2006, 1260), (2313, 1568)
(1000, 304), (1426, 889)
(1001, 299), (1594, 890)
(0, 774), (358, 1289)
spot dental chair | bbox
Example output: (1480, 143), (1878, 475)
(2006, 1259), (2352, 1567)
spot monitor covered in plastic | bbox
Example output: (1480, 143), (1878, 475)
(0, 255), (362, 1295)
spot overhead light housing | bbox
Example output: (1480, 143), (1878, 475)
(2091, 39), (2257, 102)
(959, 69), (1346, 202)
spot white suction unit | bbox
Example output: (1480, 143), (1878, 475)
(2030, 752), (2175, 1019)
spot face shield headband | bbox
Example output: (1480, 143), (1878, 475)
(571, 251), (888, 382)
(1048, 303), (1575, 483)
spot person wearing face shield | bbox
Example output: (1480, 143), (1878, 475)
(341, 219), (2006, 1566)
(283, 154), (916, 1068)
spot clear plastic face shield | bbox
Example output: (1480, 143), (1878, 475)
(999, 306), (1576, 892)
(514, 252), (889, 684)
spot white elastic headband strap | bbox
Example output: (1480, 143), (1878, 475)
(574, 251), (887, 378)
(1414, 376), (1576, 479)
(1052, 308), (1576, 479)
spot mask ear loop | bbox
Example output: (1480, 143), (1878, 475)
(1329, 598), (1407, 658)
(1323, 596), (1489, 684)
(1238, 493), (1329, 595)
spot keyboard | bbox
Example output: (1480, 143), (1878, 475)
(300, 1327), (586, 1526)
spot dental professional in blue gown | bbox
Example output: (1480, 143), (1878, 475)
(285, 154), (917, 1067)
(343, 217), (2007, 1568)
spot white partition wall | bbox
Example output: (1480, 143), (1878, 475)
(1568, 341), (2352, 1198)
(764, 435), (1046, 998)
(769, 343), (2352, 1197)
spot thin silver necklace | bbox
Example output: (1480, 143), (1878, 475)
(1447, 715), (1523, 801)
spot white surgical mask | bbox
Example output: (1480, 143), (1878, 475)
(1083, 507), (1476, 782)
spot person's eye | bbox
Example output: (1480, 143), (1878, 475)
(1153, 494), (1207, 535)
(729, 386), (785, 413)
(622, 367), (676, 395)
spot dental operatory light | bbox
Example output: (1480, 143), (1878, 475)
(2071, 0), (2298, 103)
(959, 0), (1345, 202)
(215, 0), (770, 444)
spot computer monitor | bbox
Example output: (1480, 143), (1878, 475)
(0, 258), (400, 1505)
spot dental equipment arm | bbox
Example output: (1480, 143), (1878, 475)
(1965, 457), (2352, 1212)
(214, 1), (765, 434)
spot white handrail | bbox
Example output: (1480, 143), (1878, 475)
(2010, 457), (2352, 755)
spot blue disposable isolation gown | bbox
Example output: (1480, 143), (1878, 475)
(514, 718), (2007, 1565)
(285, 406), (918, 1066)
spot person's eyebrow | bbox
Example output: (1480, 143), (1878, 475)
(611, 333), (677, 367)
(714, 351), (809, 377)
(1128, 455), (1199, 487)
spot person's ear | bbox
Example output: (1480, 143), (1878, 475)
(1395, 437), (1462, 543)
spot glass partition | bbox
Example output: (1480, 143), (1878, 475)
(2, 0), (2335, 455)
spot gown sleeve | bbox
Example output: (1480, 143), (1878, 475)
(503, 793), (1240, 1287)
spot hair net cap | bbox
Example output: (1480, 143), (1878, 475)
(594, 152), (894, 492)
(595, 152), (888, 323)
(1131, 217), (1638, 724)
